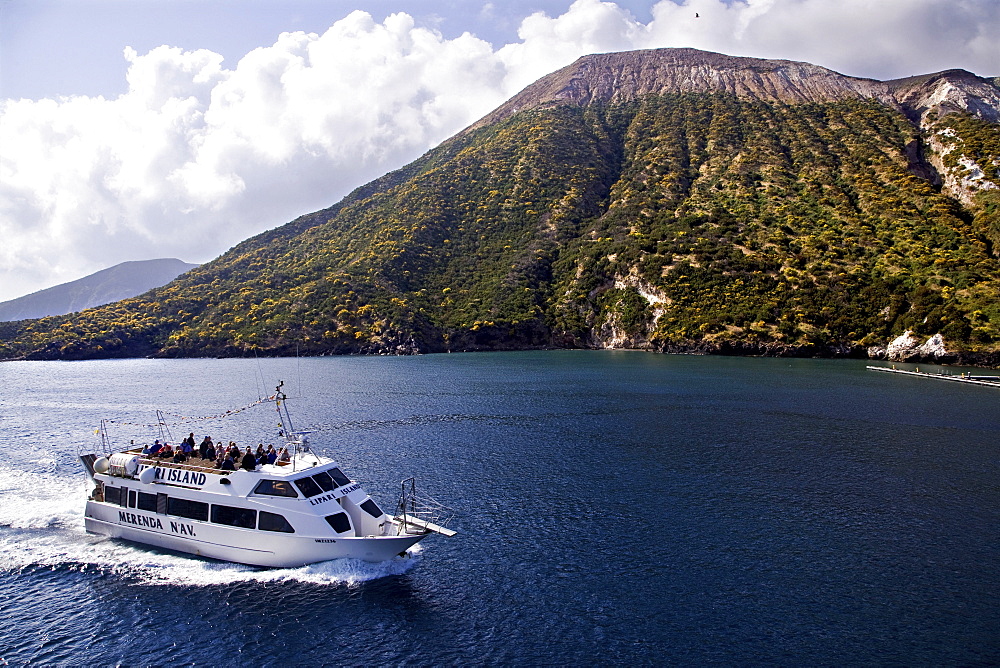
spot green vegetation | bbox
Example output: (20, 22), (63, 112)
(1, 92), (999, 362)
(552, 97), (1000, 355)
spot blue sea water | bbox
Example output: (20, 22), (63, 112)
(1, 351), (999, 665)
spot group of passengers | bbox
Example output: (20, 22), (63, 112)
(142, 439), (186, 463)
(142, 434), (290, 471)
(214, 442), (290, 471)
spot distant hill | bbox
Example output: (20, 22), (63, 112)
(0, 259), (199, 321)
(0, 48), (998, 364)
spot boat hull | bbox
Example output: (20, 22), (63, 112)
(85, 500), (427, 568)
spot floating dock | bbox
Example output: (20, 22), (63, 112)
(867, 365), (1000, 388)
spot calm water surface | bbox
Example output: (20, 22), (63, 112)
(1, 351), (998, 665)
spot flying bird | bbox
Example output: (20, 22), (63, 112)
(695, 13), (700, 18)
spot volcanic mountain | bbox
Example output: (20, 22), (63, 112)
(2, 48), (998, 363)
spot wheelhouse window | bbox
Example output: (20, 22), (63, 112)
(167, 497), (209, 522)
(328, 468), (351, 487)
(360, 499), (383, 518)
(293, 476), (323, 498)
(312, 471), (335, 492)
(324, 512), (352, 534)
(136, 492), (157, 512)
(211, 505), (256, 529)
(252, 479), (298, 498)
(258, 511), (295, 533)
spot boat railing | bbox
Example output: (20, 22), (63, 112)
(129, 450), (231, 476)
(393, 477), (454, 536)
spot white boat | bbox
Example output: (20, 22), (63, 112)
(79, 382), (455, 568)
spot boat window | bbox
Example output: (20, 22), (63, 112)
(104, 486), (121, 505)
(258, 511), (295, 533)
(360, 499), (383, 518)
(324, 512), (352, 534)
(293, 476), (323, 498)
(128, 490), (137, 508)
(252, 479), (298, 498)
(312, 471), (335, 492)
(211, 504), (257, 529)
(137, 492), (157, 512)
(328, 468), (352, 487)
(167, 497), (209, 522)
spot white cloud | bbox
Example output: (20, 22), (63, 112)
(1, 0), (997, 302)
(639, 0), (1000, 79)
(497, 0), (645, 91)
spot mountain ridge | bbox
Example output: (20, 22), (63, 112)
(471, 48), (999, 130)
(0, 258), (199, 322)
(887, 68), (1000, 123)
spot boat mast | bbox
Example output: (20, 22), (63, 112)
(274, 381), (293, 434)
(97, 418), (113, 455)
(272, 380), (311, 471)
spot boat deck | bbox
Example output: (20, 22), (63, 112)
(123, 448), (294, 476)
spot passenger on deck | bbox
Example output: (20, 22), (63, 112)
(241, 446), (257, 471)
(266, 445), (277, 465)
(277, 447), (290, 463)
(182, 433), (195, 453)
(214, 450), (227, 469)
(199, 436), (212, 459)
(219, 454), (236, 471)
(172, 449), (187, 464)
(157, 444), (174, 459)
(149, 440), (163, 456)
(204, 442), (216, 462)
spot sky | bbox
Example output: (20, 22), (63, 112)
(0, 0), (997, 303)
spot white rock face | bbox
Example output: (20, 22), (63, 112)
(595, 273), (667, 349)
(918, 333), (948, 358)
(614, 271), (670, 327)
(927, 130), (1000, 207)
(884, 330), (950, 361)
(886, 331), (921, 359)
(957, 156), (998, 192)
